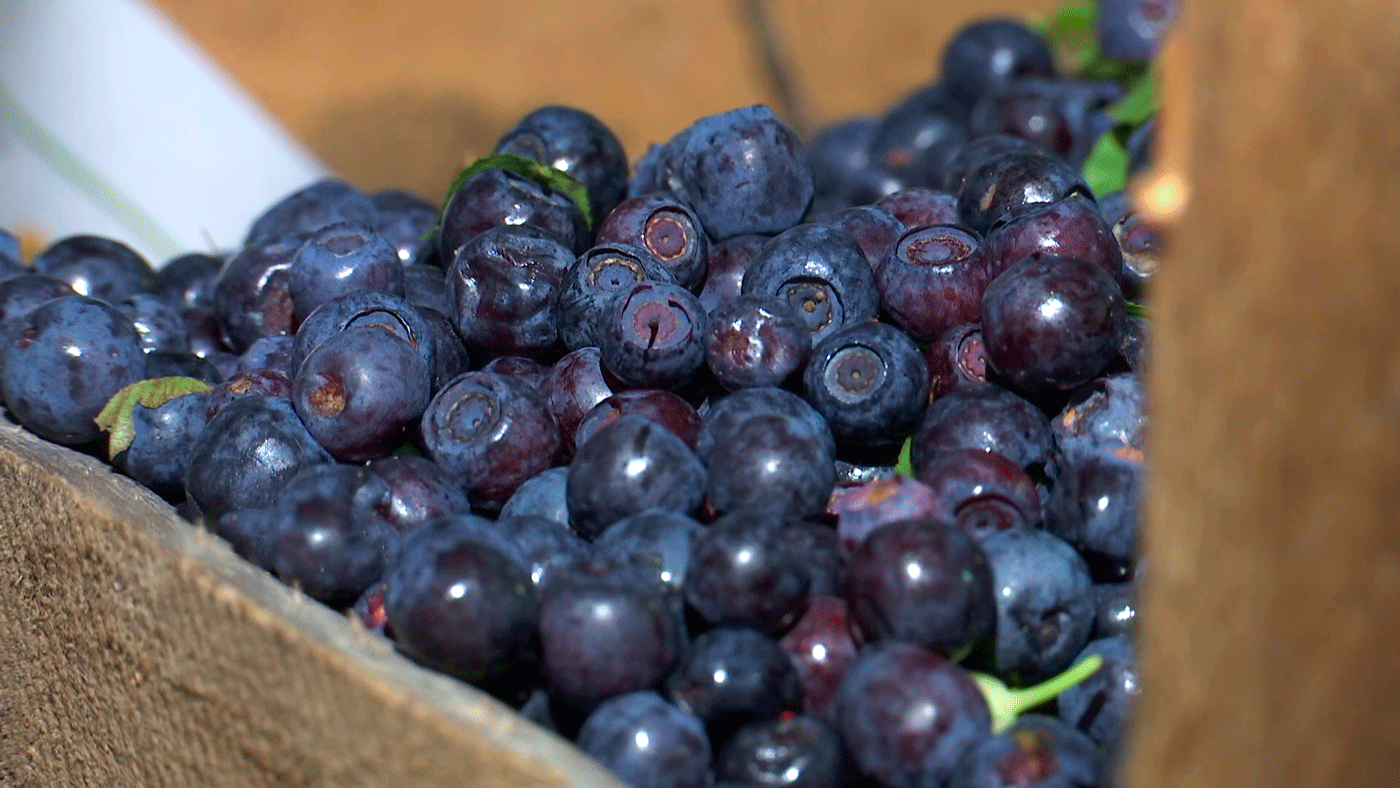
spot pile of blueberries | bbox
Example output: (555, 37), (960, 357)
(0, 7), (1167, 787)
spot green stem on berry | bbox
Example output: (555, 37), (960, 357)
(894, 437), (914, 478)
(1126, 301), (1149, 319)
(970, 652), (1104, 733)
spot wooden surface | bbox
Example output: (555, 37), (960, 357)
(1129, 0), (1400, 786)
(0, 419), (623, 788)
(150, 0), (1056, 201)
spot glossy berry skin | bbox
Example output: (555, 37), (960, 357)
(703, 293), (811, 391)
(802, 319), (929, 447)
(699, 234), (768, 313)
(665, 626), (803, 738)
(969, 79), (1123, 169)
(925, 322), (990, 401)
(235, 335), (297, 379)
(875, 188), (961, 231)
(695, 386), (835, 463)
(243, 177), (377, 247)
(383, 517), (538, 683)
(0, 274), (77, 328)
(1113, 210), (1160, 300)
(287, 221), (405, 322)
(185, 395), (333, 522)
(554, 242), (675, 352)
(741, 224), (879, 346)
(499, 513), (590, 590)
(30, 234), (155, 304)
(939, 18), (1059, 107)
(292, 326), (433, 462)
(812, 205), (907, 270)
(446, 225), (574, 358)
(876, 224), (991, 344)
(706, 412), (838, 522)
(290, 290), (436, 375)
(1056, 635), (1138, 755)
(1094, 582), (1137, 639)
(867, 84), (971, 191)
(213, 234), (302, 352)
(845, 517), (996, 660)
(683, 512), (812, 635)
(566, 414), (707, 539)
(675, 105), (814, 239)
(481, 355), (551, 389)
(118, 391), (211, 502)
(979, 528), (1095, 685)
(438, 166), (591, 261)
(365, 455), (472, 532)
(957, 151), (1092, 237)
(596, 281), (707, 391)
(205, 369), (293, 419)
(499, 466), (571, 528)
(981, 253), (1128, 394)
(262, 464), (399, 607)
(0, 294), (146, 445)
(807, 115), (879, 207)
(590, 508), (705, 592)
(778, 595), (862, 725)
(836, 640), (993, 788)
(401, 263), (451, 317)
(829, 475), (941, 559)
(983, 193), (1124, 281)
(153, 252), (222, 310)
(420, 371), (561, 511)
(540, 347), (618, 460)
(369, 188), (438, 264)
(950, 714), (1104, 788)
(911, 383), (1058, 483)
(715, 714), (848, 788)
(118, 293), (190, 354)
(575, 690), (712, 788)
(538, 560), (680, 714)
(417, 306), (471, 391)
(1044, 446), (1144, 582)
(574, 389), (703, 454)
(1051, 373), (1146, 464)
(143, 351), (220, 385)
(594, 193), (709, 292)
(943, 134), (1042, 196)
(494, 105), (630, 228)
(917, 448), (1040, 541)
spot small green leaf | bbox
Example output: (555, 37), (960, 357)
(894, 437), (914, 478)
(434, 153), (593, 234)
(95, 377), (213, 461)
(971, 653), (1105, 733)
(1127, 301), (1149, 319)
(1081, 131), (1130, 197)
(1107, 71), (1158, 126)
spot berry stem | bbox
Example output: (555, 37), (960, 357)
(971, 653), (1105, 733)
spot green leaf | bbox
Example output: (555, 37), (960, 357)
(1032, 0), (1100, 72)
(1127, 301), (1149, 319)
(1081, 131), (1130, 197)
(894, 437), (914, 478)
(94, 377), (213, 461)
(1108, 70), (1158, 126)
(433, 153), (593, 234)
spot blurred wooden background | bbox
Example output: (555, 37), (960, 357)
(152, 0), (1056, 201)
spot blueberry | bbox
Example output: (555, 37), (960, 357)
(830, 475), (942, 559)
(969, 79), (1124, 169)
(950, 714), (1104, 788)
(537, 559), (680, 714)
(777, 596), (861, 725)
(957, 151), (1093, 237)
(574, 389), (703, 455)
(978, 528), (1096, 685)
(234, 335), (297, 379)
(675, 105), (814, 239)
(867, 84), (971, 190)
(496, 513), (590, 589)
(447, 225), (574, 359)
(590, 508), (705, 593)
(703, 293), (811, 391)
(364, 455), (472, 533)
(983, 192), (1124, 281)
(810, 204), (906, 270)
(243, 177), (378, 247)
(290, 290), (437, 375)
(292, 325), (433, 462)
(0, 274), (77, 329)
(383, 516), (538, 683)
(1044, 446), (1144, 583)
(706, 411), (837, 522)
(1096, 0), (1179, 62)
(916, 448), (1041, 542)
(438, 166), (591, 261)
(119, 293), (190, 354)
(910, 382), (1059, 484)
(683, 511), (812, 635)
(597, 280), (708, 391)
(875, 224), (991, 344)
(874, 187), (961, 230)
(939, 18), (1058, 107)
(213, 234), (302, 352)
(1051, 373), (1147, 464)
(401, 263), (451, 317)
(665, 626), (803, 740)
(499, 466), (572, 528)
(419, 371), (561, 511)
(594, 193), (710, 293)
(494, 105), (630, 229)
(1093, 581), (1137, 639)
(575, 690), (711, 788)
(942, 133), (1042, 195)
(480, 355), (552, 389)
(1113, 208), (1161, 301)
(698, 234), (769, 313)
(540, 346), (618, 460)
(287, 221), (405, 322)
(566, 414), (706, 540)
(1055, 635), (1138, 755)
(740, 224), (879, 346)
(806, 115), (879, 208)
(802, 319), (929, 448)
(925, 321), (991, 401)
(0, 294), (145, 445)
(30, 234), (155, 304)
(715, 715), (849, 788)
(143, 350), (221, 385)
(695, 385), (835, 464)
(0, 228), (24, 280)
(205, 369), (293, 420)
(369, 188), (438, 264)
(118, 391), (211, 502)
(554, 242), (675, 352)
(981, 253), (1127, 394)
(153, 252), (222, 310)
(844, 517), (996, 661)
(185, 395), (333, 522)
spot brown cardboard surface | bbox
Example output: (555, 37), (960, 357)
(150, 0), (1056, 201)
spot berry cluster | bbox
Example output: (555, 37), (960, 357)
(0, 5), (1170, 786)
